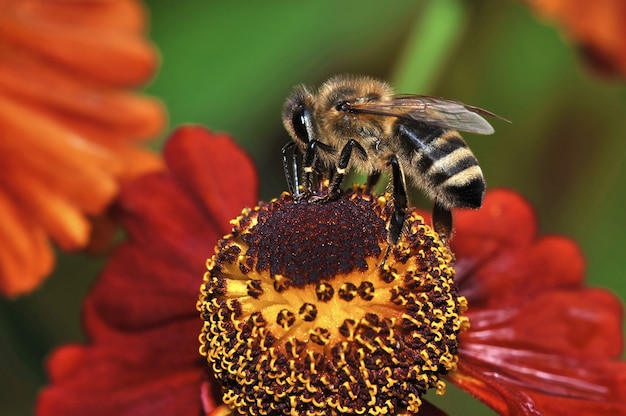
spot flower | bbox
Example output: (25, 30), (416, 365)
(0, 0), (166, 296)
(37, 126), (626, 415)
(199, 188), (468, 414)
(527, 0), (626, 78)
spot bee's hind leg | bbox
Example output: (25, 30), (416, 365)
(326, 139), (367, 199)
(365, 170), (381, 193)
(388, 155), (408, 245)
(432, 201), (452, 241)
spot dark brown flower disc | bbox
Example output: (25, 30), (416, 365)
(198, 187), (469, 415)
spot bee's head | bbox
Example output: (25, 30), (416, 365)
(318, 74), (392, 135)
(282, 85), (316, 147)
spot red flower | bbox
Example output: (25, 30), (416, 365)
(37, 126), (626, 415)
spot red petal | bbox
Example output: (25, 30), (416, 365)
(464, 288), (624, 359)
(85, 243), (206, 334)
(164, 126), (259, 236)
(88, 127), (258, 331)
(450, 189), (536, 297)
(452, 189), (538, 257)
(451, 189), (585, 308)
(452, 357), (626, 416)
(201, 379), (226, 415)
(38, 340), (205, 416)
(455, 287), (626, 414)
(18, 0), (148, 33)
(37, 126), (258, 414)
(525, 385), (626, 416)
(458, 235), (585, 308)
(449, 362), (544, 416)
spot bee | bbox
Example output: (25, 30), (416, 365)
(281, 74), (505, 242)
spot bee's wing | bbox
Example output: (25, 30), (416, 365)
(352, 95), (507, 135)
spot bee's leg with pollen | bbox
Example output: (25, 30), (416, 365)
(281, 142), (300, 196)
(327, 139), (367, 199)
(388, 155), (408, 245)
(432, 201), (453, 241)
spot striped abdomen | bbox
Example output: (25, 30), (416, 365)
(397, 122), (485, 209)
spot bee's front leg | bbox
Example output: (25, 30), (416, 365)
(282, 142), (300, 196)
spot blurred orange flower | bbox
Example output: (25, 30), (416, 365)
(527, 0), (626, 78)
(0, 0), (166, 296)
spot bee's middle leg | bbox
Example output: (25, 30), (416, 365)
(327, 139), (367, 199)
(388, 155), (408, 245)
(302, 140), (336, 198)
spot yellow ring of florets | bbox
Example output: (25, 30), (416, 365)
(198, 187), (468, 415)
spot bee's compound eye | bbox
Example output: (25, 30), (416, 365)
(292, 105), (311, 143)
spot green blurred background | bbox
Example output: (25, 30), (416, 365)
(2, 0), (626, 414)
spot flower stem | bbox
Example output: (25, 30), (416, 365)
(391, 0), (467, 92)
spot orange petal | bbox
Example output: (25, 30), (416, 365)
(0, 96), (122, 211)
(0, 56), (165, 139)
(14, 0), (149, 33)
(0, 0), (164, 295)
(0, 0), (158, 85)
(105, 145), (164, 184)
(2, 165), (91, 250)
(0, 192), (53, 296)
(528, 0), (626, 77)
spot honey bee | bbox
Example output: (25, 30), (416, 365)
(281, 74), (505, 242)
